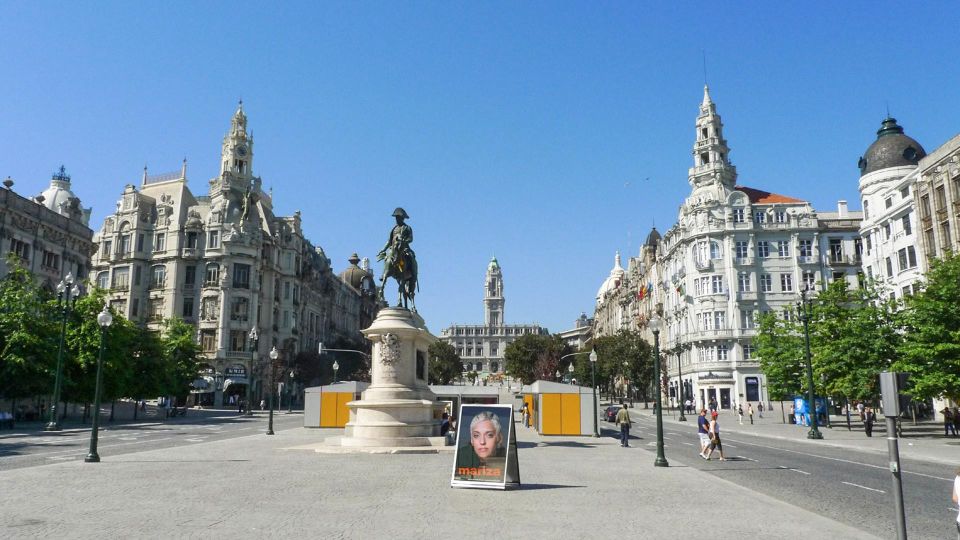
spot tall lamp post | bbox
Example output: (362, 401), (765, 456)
(649, 317), (669, 467)
(85, 305), (113, 463)
(797, 288), (823, 440)
(46, 273), (81, 431)
(287, 368), (295, 413)
(589, 350), (598, 437)
(246, 327), (258, 417)
(266, 347), (279, 435)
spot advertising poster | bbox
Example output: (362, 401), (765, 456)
(450, 404), (519, 490)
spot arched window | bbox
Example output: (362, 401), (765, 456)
(96, 271), (109, 289)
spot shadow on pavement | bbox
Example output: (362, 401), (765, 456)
(519, 483), (584, 490)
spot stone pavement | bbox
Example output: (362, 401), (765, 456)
(0, 420), (877, 539)
(636, 405), (960, 466)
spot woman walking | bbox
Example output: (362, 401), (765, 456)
(703, 411), (726, 461)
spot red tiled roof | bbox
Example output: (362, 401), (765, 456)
(735, 185), (806, 204)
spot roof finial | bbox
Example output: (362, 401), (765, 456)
(885, 101), (890, 119)
(702, 49), (708, 86)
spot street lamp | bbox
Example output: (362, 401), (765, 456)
(333, 360), (339, 383)
(649, 316), (668, 467)
(589, 350), (599, 437)
(797, 288), (823, 440)
(46, 272), (81, 431)
(267, 347), (278, 435)
(287, 369), (295, 413)
(246, 327), (258, 417)
(676, 347), (687, 422)
(555, 370), (561, 382)
(567, 361), (574, 384)
(85, 305), (112, 463)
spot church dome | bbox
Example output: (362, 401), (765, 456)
(644, 227), (661, 248)
(40, 166), (79, 217)
(596, 251), (625, 302)
(858, 118), (926, 177)
(339, 253), (370, 290)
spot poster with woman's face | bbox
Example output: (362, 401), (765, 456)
(451, 404), (513, 488)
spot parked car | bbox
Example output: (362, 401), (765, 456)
(604, 406), (620, 423)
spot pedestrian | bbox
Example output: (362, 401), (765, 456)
(952, 465), (960, 539)
(704, 411), (726, 461)
(747, 403), (754, 425)
(616, 401), (632, 447)
(521, 403), (530, 429)
(789, 404), (795, 424)
(758, 402), (764, 418)
(737, 404), (744, 425)
(260, 399), (266, 411)
(709, 397), (717, 413)
(942, 408), (957, 437)
(864, 407), (875, 437)
(697, 409), (711, 458)
(140, 400), (146, 412)
(953, 407), (960, 438)
(857, 401), (865, 422)
(238, 399), (244, 413)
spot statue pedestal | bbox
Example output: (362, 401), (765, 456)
(340, 307), (445, 448)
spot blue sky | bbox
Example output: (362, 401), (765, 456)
(2, 2), (959, 334)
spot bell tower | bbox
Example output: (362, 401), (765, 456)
(688, 85), (737, 191)
(484, 257), (504, 327)
(220, 101), (254, 179)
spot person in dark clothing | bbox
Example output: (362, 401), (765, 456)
(864, 407), (875, 437)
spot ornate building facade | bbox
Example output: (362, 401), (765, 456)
(914, 133), (960, 266)
(439, 257), (549, 378)
(0, 168), (93, 286)
(594, 87), (864, 410)
(89, 104), (378, 406)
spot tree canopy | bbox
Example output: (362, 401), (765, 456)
(428, 340), (462, 385)
(504, 334), (571, 384)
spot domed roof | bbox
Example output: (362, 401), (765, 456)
(858, 118), (926, 177)
(40, 166), (79, 217)
(644, 227), (661, 248)
(596, 251), (625, 302)
(339, 253), (370, 290)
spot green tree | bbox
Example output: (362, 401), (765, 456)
(160, 317), (202, 399)
(62, 294), (136, 405)
(591, 330), (652, 400)
(428, 340), (461, 385)
(0, 254), (57, 400)
(895, 252), (960, 402)
(755, 311), (803, 401)
(504, 334), (570, 384)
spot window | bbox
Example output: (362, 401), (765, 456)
(897, 246), (918, 271)
(802, 271), (816, 290)
(233, 263), (250, 289)
(900, 186), (910, 199)
(920, 195), (931, 219)
(230, 331), (246, 352)
(119, 234), (131, 256)
(760, 274), (772, 292)
(153, 233), (165, 252)
(863, 200), (870, 220)
(885, 197), (893, 209)
(711, 275), (724, 294)
(186, 231), (198, 249)
(733, 208), (745, 223)
(201, 297), (219, 321)
(205, 263), (220, 286)
(935, 185), (947, 211)
(865, 234), (872, 254)
(208, 230), (219, 249)
(854, 238), (863, 260)
(284, 281), (291, 299)
(907, 246), (918, 268)
(490, 342), (498, 356)
(183, 297), (195, 318)
(109, 299), (126, 314)
(283, 310), (290, 328)
(42, 251), (59, 270)
(184, 265), (196, 287)
(147, 299), (163, 322)
(829, 239), (843, 262)
(150, 265), (166, 289)
(885, 257), (893, 277)
(710, 242), (721, 259)
(717, 344), (728, 361)
(96, 271), (109, 289)
(131, 298), (139, 317)
(757, 241), (770, 258)
(780, 273), (793, 292)
(231, 297), (249, 322)
(902, 285), (913, 297)
(799, 239), (812, 257)
(112, 267), (130, 290)
(735, 241), (748, 258)
(737, 273), (751, 292)
(712, 311), (725, 330)
(884, 223), (891, 240)
(101, 240), (111, 258)
(901, 214), (912, 236)
(740, 310), (755, 329)
(743, 345), (755, 360)
(775, 211), (786, 223)
(201, 330), (217, 352)
(136, 234), (144, 252)
(777, 241), (790, 257)
(754, 211), (766, 224)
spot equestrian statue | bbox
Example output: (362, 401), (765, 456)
(377, 207), (419, 310)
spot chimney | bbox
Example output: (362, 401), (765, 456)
(837, 200), (848, 218)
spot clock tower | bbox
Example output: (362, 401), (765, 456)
(484, 257), (504, 327)
(220, 100), (254, 179)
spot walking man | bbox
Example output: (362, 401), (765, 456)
(758, 402), (764, 418)
(941, 407), (956, 437)
(737, 404), (744, 425)
(697, 409), (711, 458)
(864, 406), (875, 437)
(616, 401), (632, 447)
(747, 403), (754, 425)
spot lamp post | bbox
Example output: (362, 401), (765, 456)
(589, 350), (599, 437)
(676, 347), (687, 422)
(649, 317), (668, 467)
(267, 347), (278, 435)
(85, 305), (112, 463)
(567, 361), (574, 384)
(555, 370), (560, 382)
(797, 288), (823, 440)
(287, 369), (295, 413)
(246, 327), (258, 417)
(46, 273), (81, 431)
(333, 360), (339, 383)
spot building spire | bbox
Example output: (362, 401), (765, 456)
(701, 84), (713, 107)
(689, 84), (736, 190)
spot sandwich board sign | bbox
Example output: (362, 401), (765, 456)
(450, 403), (520, 490)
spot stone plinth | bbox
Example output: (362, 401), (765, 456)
(340, 307), (445, 448)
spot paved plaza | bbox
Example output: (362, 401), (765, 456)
(0, 417), (879, 539)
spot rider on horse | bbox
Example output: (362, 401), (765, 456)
(377, 208), (418, 309)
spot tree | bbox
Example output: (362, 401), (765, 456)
(590, 330), (652, 400)
(428, 341), (461, 385)
(896, 252), (960, 402)
(754, 311), (803, 402)
(160, 317), (201, 399)
(0, 254), (57, 401)
(504, 334), (570, 384)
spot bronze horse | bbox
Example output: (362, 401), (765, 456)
(377, 208), (418, 310)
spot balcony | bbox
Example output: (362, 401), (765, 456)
(733, 257), (754, 266)
(796, 255), (815, 264)
(736, 291), (757, 302)
(694, 259), (713, 272)
(111, 283), (130, 292)
(148, 280), (166, 290)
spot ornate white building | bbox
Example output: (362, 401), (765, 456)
(440, 257), (548, 377)
(89, 104), (378, 406)
(595, 86), (864, 410)
(0, 167), (93, 286)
